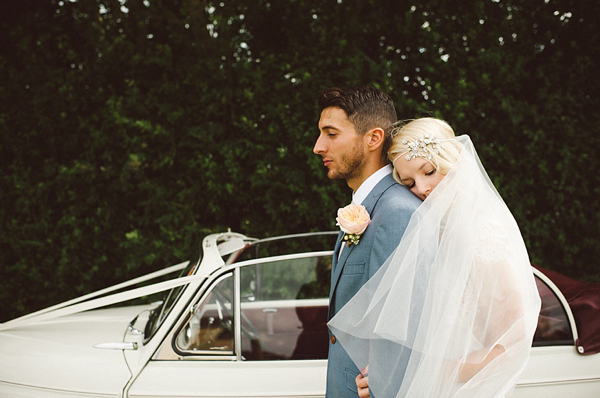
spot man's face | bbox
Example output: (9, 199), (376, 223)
(313, 107), (367, 183)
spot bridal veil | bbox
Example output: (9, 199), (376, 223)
(328, 135), (541, 397)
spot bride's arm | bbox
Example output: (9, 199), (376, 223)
(458, 344), (505, 382)
(456, 255), (528, 382)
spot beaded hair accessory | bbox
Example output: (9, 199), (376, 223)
(392, 134), (444, 163)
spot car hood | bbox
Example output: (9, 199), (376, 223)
(0, 305), (148, 395)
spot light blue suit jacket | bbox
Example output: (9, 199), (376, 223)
(326, 173), (421, 398)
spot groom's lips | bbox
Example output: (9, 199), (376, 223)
(322, 159), (333, 167)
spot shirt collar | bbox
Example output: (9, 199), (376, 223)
(352, 164), (393, 205)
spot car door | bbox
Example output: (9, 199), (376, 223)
(514, 269), (600, 397)
(127, 252), (331, 398)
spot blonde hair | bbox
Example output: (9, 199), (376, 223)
(389, 117), (461, 183)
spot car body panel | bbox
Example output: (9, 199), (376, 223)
(0, 306), (146, 396)
(515, 345), (600, 396)
(128, 360), (326, 398)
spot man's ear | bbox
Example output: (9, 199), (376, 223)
(365, 128), (385, 152)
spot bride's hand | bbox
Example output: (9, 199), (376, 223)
(355, 366), (370, 398)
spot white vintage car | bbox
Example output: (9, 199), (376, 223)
(1, 231), (599, 397)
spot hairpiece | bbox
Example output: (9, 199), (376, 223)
(393, 134), (443, 163)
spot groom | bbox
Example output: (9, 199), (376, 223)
(313, 86), (420, 398)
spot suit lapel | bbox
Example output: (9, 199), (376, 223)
(329, 238), (355, 298)
(329, 174), (397, 304)
(332, 230), (344, 270)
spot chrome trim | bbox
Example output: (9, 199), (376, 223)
(94, 342), (138, 350)
(517, 376), (600, 387)
(128, 325), (144, 336)
(157, 272), (235, 359)
(532, 267), (579, 343)
(234, 267), (242, 361)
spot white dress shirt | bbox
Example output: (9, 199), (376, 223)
(339, 164), (393, 259)
(352, 164), (393, 205)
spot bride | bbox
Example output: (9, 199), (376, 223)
(328, 117), (541, 397)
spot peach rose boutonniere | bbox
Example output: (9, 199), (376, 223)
(336, 203), (371, 246)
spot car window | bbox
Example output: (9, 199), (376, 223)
(240, 255), (331, 360)
(173, 258), (571, 359)
(533, 275), (574, 346)
(175, 273), (235, 355)
(144, 261), (198, 342)
(171, 254), (331, 361)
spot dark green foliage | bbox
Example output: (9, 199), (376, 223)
(1, 0), (598, 321)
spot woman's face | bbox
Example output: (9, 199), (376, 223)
(393, 156), (445, 200)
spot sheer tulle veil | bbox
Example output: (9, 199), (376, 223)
(328, 135), (541, 397)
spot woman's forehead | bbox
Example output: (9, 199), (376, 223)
(394, 156), (431, 178)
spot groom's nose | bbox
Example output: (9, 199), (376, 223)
(313, 134), (326, 154)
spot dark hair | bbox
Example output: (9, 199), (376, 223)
(317, 85), (397, 159)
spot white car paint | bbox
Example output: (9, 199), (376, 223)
(1, 232), (599, 397)
(0, 306), (146, 397)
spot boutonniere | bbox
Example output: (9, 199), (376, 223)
(336, 203), (371, 246)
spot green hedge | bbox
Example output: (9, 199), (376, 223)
(1, 0), (598, 322)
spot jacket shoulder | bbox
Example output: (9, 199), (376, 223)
(378, 182), (421, 210)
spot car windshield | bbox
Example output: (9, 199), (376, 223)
(143, 231), (337, 343)
(144, 259), (199, 342)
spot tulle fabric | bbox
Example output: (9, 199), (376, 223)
(328, 135), (541, 397)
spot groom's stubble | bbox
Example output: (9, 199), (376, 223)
(329, 139), (367, 183)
